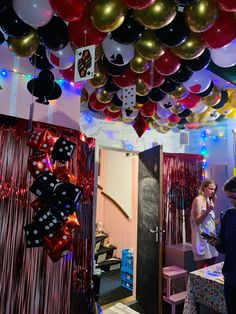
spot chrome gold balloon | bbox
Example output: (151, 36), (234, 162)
(134, 30), (164, 60)
(107, 103), (121, 112)
(203, 87), (221, 107)
(96, 88), (113, 103)
(8, 29), (39, 58)
(136, 77), (151, 96)
(216, 102), (233, 116)
(170, 85), (189, 100)
(81, 88), (89, 106)
(170, 104), (185, 114)
(95, 45), (103, 61)
(88, 64), (108, 88)
(130, 52), (149, 73)
(171, 32), (205, 60)
(186, 112), (199, 123)
(89, 0), (127, 32)
(185, 0), (219, 33)
(133, 0), (177, 30)
(157, 126), (170, 133)
(147, 118), (159, 129)
(133, 103), (144, 110)
(198, 107), (212, 122)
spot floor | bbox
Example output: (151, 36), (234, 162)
(99, 269), (132, 306)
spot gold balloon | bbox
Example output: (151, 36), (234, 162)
(186, 113), (199, 123)
(167, 122), (177, 128)
(157, 126), (170, 133)
(107, 103), (121, 112)
(136, 77), (151, 96)
(130, 52), (149, 73)
(95, 45), (103, 61)
(170, 85), (189, 100)
(81, 88), (89, 106)
(198, 107), (213, 123)
(203, 87), (222, 107)
(226, 109), (236, 119)
(133, 103), (144, 110)
(185, 0), (219, 33)
(171, 33), (205, 60)
(170, 104), (185, 114)
(133, 0), (177, 30)
(134, 30), (164, 60)
(89, 0), (127, 32)
(228, 90), (236, 108)
(88, 64), (108, 88)
(8, 29), (39, 58)
(217, 102), (233, 116)
(96, 88), (113, 103)
(148, 119), (159, 129)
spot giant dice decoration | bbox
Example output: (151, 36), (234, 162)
(28, 153), (53, 178)
(27, 128), (59, 153)
(34, 208), (63, 236)
(52, 136), (77, 163)
(29, 171), (61, 199)
(52, 182), (83, 211)
(24, 222), (44, 247)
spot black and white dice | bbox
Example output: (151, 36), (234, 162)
(52, 136), (77, 163)
(24, 222), (44, 247)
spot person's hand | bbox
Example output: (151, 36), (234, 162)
(206, 199), (214, 213)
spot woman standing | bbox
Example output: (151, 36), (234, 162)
(191, 179), (218, 269)
(208, 176), (236, 314)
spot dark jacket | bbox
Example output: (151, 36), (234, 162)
(216, 208), (236, 283)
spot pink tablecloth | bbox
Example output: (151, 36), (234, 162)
(183, 262), (227, 314)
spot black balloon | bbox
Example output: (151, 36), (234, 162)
(38, 16), (68, 51)
(103, 56), (128, 76)
(29, 45), (54, 70)
(111, 11), (145, 44)
(149, 88), (166, 102)
(215, 115), (226, 122)
(185, 48), (211, 72)
(104, 77), (120, 92)
(212, 91), (228, 109)
(136, 94), (149, 104)
(169, 64), (193, 83)
(173, 0), (198, 5)
(155, 13), (190, 47)
(159, 78), (179, 93)
(0, 6), (31, 37)
(0, 30), (5, 45)
(177, 117), (188, 125)
(177, 109), (191, 118)
(112, 93), (123, 107)
(197, 81), (214, 97)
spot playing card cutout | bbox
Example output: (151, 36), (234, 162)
(74, 45), (95, 82)
(122, 85), (136, 108)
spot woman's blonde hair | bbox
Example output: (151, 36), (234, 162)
(198, 178), (217, 202)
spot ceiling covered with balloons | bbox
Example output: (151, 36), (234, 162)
(1, 0), (236, 137)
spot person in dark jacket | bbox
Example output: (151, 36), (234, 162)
(208, 176), (236, 314)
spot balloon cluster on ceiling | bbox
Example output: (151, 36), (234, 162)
(1, 0), (236, 135)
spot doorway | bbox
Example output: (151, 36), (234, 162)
(94, 145), (163, 313)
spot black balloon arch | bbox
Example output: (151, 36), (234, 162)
(1, 0), (236, 136)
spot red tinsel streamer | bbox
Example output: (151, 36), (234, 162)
(0, 116), (95, 314)
(162, 153), (203, 246)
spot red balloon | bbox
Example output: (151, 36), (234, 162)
(112, 68), (136, 88)
(104, 108), (121, 120)
(216, 0), (236, 12)
(185, 122), (200, 129)
(59, 64), (75, 81)
(140, 101), (156, 117)
(68, 15), (106, 47)
(124, 0), (155, 10)
(154, 49), (181, 76)
(201, 11), (236, 48)
(89, 92), (108, 111)
(49, 0), (87, 22)
(168, 114), (181, 123)
(179, 93), (200, 109)
(141, 68), (165, 87)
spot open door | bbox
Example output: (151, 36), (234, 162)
(136, 146), (163, 314)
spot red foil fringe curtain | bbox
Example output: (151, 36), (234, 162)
(163, 153), (203, 246)
(0, 116), (95, 314)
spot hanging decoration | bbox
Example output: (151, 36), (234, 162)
(1, 0), (236, 137)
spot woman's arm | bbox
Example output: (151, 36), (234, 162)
(191, 197), (213, 225)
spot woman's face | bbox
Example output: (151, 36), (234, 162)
(225, 191), (236, 207)
(203, 183), (216, 198)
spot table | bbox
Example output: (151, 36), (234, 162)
(183, 262), (227, 314)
